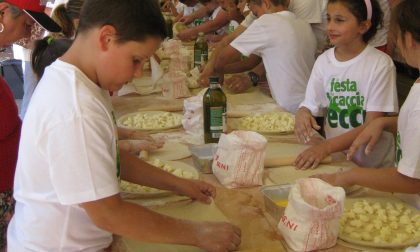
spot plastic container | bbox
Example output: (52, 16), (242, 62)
(190, 144), (218, 173)
(261, 184), (292, 221)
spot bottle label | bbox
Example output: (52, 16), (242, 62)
(210, 107), (224, 132)
(194, 49), (202, 67)
(200, 52), (208, 66)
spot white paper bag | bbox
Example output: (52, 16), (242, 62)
(150, 56), (164, 86)
(161, 71), (191, 99)
(212, 131), (267, 189)
(278, 178), (345, 251)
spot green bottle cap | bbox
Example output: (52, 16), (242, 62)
(209, 76), (219, 83)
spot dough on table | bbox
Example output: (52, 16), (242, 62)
(147, 142), (191, 161)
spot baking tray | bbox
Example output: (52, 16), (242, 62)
(261, 184), (292, 221)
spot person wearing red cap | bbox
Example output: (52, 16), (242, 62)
(0, 0), (60, 250)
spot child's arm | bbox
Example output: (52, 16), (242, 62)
(294, 111), (384, 169)
(80, 194), (241, 251)
(119, 149), (214, 203)
(177, 10), (229, 41)
(222, 54), (261, 74)
(347, 116), (398, 160)
(294, 107), (322, 143)
(179, 5), (210, 25)
(214, 44), (242, 72)
(315, 167), (420, 194)
(198, 25), (247, 86)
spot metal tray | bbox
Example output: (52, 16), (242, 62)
(190, 144), (218, 174)
(261, 184), (292, 221)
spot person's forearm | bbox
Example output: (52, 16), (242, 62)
(193, 18), (229, 35)
(379, 116), (398, 134)
(324, 112), (385, 154)
(189, 6), (209, 21)
(324, 124), (367, 154)
(117, 128), (133, 139)
(344, 167), (420, 193)
(219, 56), (249, 74)
(205, 26), (246, 74)
(84, 197), (200, 247)
(120, 149), (182, 191)
(252, 63), (266, 79)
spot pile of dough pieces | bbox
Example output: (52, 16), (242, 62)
(340, 200), (420, 245)
(239, 112), (294, 132)
(120, 158), (195, 194)
(120, 112), (181, 130)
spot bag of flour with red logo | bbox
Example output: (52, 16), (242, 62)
(212, 131), (267, 188)
(278, 178), (345, 251)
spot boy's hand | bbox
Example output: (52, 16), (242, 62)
(294, 107), (320, 143)
(194, 221), (241, 252)
(347, 118), (385, 161)
(179, 15), (194, 25)
(177, 29), (196, 41)
(225, 74), (251, 93)
(294, 142), (329, 170)
(175, 179), (216, 204)
(311, 171), (353, 188)
(119, 139), (164, 154)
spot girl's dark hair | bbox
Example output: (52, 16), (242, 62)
(390, 0), (420, 44)
(51, 0), (84, 38)
(328, 0), (383, 43)
(78, 0), (167, 43)
(31, 37), (73, 80)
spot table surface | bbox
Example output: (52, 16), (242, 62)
(110, 74), (416, 252)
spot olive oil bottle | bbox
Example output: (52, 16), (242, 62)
(194, 32), (208, 68)
(203, 76), (227, 143)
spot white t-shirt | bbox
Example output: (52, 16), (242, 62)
(183, 3), (202, 17)
(240, 12), (257, 28)
(175, 1), (185, 15)
(7, 60), (120, 251)
(231, 11), (316, 113)
(288, 0), (328, 53)
(240, 1), (327, 51)
(300, 46), (398, 167)
(369, 0), (391, 48)
(397, 83), (420, 179)
(209, 6), (228, 35)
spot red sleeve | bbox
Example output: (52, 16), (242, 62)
(0, 76), (21, 192)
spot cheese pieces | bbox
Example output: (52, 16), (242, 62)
(340, 199), (420, 247)
(120, 159), (196, 195)
(239, 112), (294, 133)
(119, 111), (182, 130)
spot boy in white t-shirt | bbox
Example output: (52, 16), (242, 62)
(316, 0), (420, 196)
(214, 0), (317, 113)
(294, 0), (398, 169)
(198, 0), (326, 88)
(177, 0), (230, 41)
(7, 0), (241, 251)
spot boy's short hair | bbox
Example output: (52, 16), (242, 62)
(78, 0), (167, 43)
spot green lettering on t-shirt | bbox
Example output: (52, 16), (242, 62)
(326, 78), (366, 129)
(111, 112), (121, 179)
(395, 131), (402, 166)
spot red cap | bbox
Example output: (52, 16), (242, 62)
(4, 0), (61, 32)
(4, 0), (45, 12)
